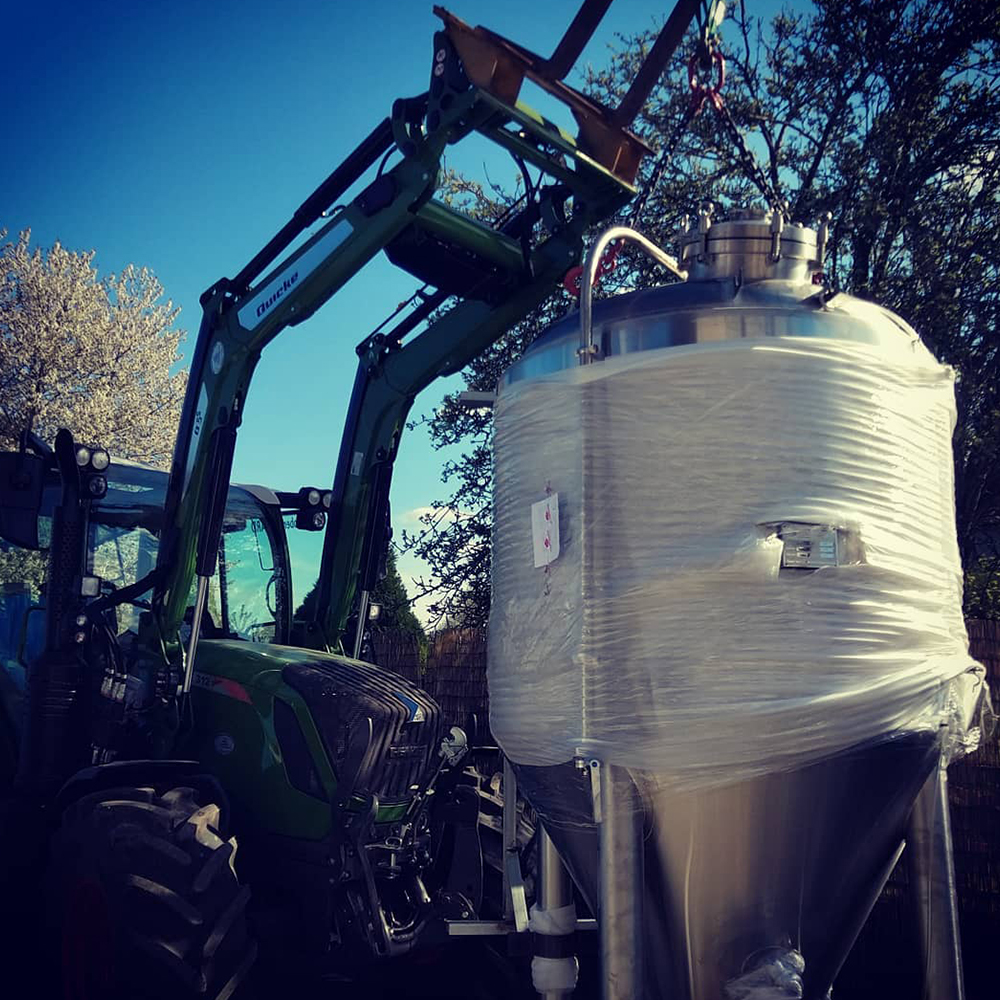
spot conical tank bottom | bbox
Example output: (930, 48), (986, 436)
(515, 728), (940, 999)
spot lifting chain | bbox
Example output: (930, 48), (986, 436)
(688, 1), (785, 213)
(712, 81), (787, 214)
(624, 1), (729, 228)
(624, 101), (696, 229)
(564, 0), (784, 298)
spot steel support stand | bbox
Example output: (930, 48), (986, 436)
(533, 826), (578, 998)
(906, 762), (965, 1000)
(599, 764), (643, 1000)
(503, 757), (529, 932)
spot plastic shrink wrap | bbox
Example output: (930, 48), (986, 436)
(489, 335), (984, 788)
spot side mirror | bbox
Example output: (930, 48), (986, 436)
(0, 452), (47, 549)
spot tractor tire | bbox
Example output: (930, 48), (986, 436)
(49, 784), (257, 1000)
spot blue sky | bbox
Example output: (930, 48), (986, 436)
(4, 0), (786, 617)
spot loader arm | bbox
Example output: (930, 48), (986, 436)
(313, 214), (596, 650)
(152, 0), (703, 675)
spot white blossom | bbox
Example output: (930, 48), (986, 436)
(0, 228), (187, 467)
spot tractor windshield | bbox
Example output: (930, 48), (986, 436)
(88, 464), (289, 643)
(0, 458), (291, 671)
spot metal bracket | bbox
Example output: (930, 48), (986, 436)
(505, 848), (530, 933)
(589, 757), (603, 823)
(434, 0), (704, 184)
(815, 211), (832, 266)
(769, 210), (784, 262)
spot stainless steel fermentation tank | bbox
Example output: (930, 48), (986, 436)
(489, 210), (976, 999)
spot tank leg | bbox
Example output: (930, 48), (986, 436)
(532, 826), (579, 998)
(598, 763), (644, 1000)
(502, 758), (530, 932)
(906, 762), (965, 1000)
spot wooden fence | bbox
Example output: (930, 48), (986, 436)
(369, 627), (490, 742)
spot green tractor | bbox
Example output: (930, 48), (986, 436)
(0, 2), (704, 995)
(0, 442), (474, 995)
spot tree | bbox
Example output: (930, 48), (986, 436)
(0, 229), (187, 466)
(296, 549), (427, 643)
(370, 549), (427, 641)
(406, 0), (1000, 623)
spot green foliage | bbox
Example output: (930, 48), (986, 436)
(407, 0), (1000, 624)
(371, 549), (427, 641)
(0, 546), (47, 596)
(965, 557), (1000, 620)
(296, 549), (426, 642)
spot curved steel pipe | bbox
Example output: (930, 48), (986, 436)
(579, 226), (685, 365)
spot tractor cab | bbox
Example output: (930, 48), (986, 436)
(0, 450), (292, 776)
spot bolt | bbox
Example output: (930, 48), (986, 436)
(433, 63), (445, 78)
(435, 48), (447, 63)
(74, 631), (87, 644)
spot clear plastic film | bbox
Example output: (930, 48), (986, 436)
(722, 948), (805, 999)
(488, 338), (985, 788)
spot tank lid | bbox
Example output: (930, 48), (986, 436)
(679, 205), (831, 283)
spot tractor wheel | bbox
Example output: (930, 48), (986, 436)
(49, 784), (257, 1000)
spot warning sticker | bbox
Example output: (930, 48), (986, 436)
(531, 493), (560, 568)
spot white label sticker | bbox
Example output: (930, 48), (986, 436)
(237, 217), (354, 331)
(183, 384), (210, 491)
(351, 451), (364, 476)
(531, 493), (560, 567)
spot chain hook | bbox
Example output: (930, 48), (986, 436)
(563, 242), (622, 298)
(688, 47), (726, 116)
